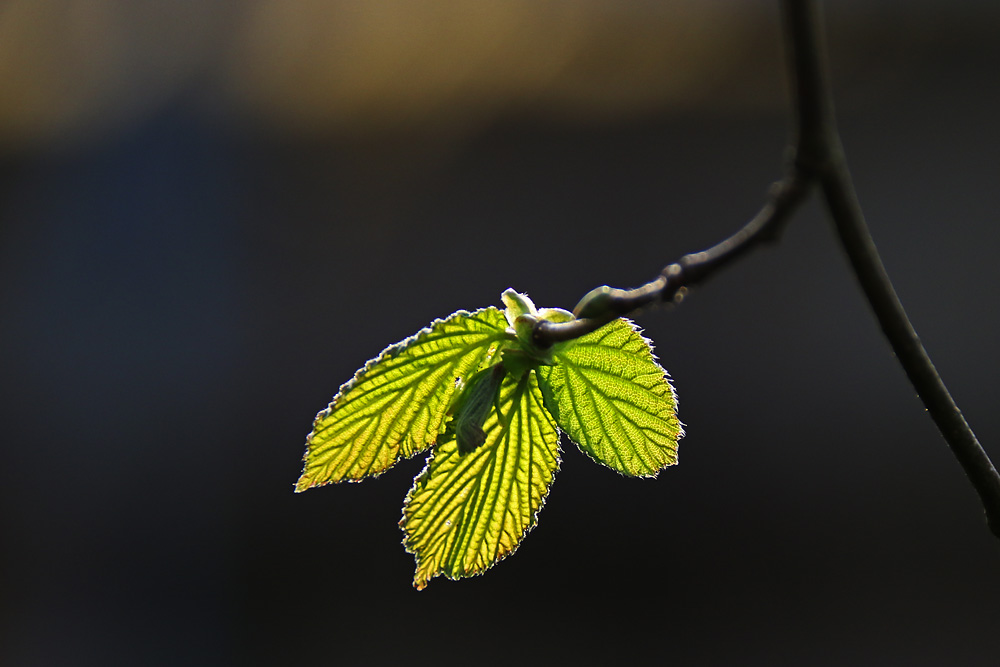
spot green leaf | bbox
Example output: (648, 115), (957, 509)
(297, 289), (684, 589)
(296, 307), (509, 490)
(537, 318), (681, 477)
(401, 370), (560, 589)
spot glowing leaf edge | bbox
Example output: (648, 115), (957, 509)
(296, 306), (509, 490)
(537, 318), (683, 477)
(400, 369), (561, 589)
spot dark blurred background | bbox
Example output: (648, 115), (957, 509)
(2, 1), (999, 665)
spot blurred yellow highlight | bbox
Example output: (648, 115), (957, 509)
(0, 1), (776, 152)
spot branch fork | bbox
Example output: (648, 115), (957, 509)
(532, 0), (1000, 540)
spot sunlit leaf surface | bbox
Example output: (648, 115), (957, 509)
(401, 370), (560, 589)
(538, 319), (681, 477)
(296, 307), (508, 490)
(298, 290), (683, 588)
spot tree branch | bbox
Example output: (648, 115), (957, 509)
(531, 173), (812, 345)
(531, 0), (1000, 539)
(788, 0), (1000, 539)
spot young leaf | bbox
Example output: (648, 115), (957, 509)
(537, 318), (682, 477)
(297, 288), (684, 589)
(296, 307), (509, 490)
(401, 370), (560, 589)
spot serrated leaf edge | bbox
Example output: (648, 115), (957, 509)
(547, 317), (684, 479)
(399, 370), (562, 589)
(296, 306), (508, 491)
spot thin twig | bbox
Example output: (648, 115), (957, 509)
(531, 173), (812, 345)
(787, 0), (1000, 539)
(531, 0), (1000, 539)
(821, 153), (1000, 538)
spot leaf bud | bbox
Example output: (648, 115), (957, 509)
(573, 285), (617, 319)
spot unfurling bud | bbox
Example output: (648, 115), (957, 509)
(447, 363), (507, 455)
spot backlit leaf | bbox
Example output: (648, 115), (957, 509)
(296, 307), (509, 490)
(537, 319), (681, 476)
(401, 370), (560, 589)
